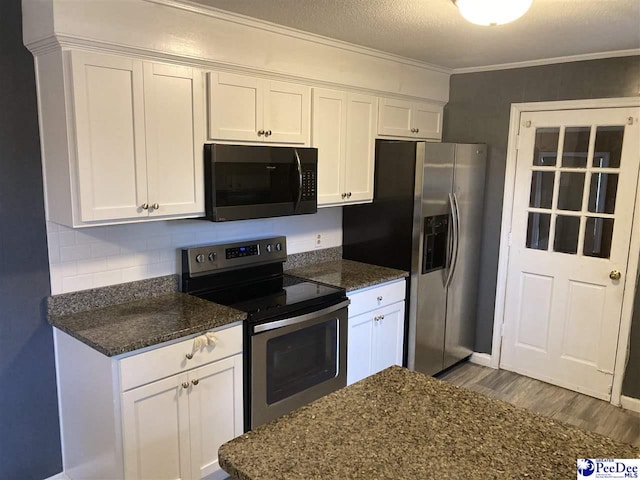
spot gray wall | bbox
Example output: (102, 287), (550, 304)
(443, 56), (640, 397)
(0, 0), (63, 477)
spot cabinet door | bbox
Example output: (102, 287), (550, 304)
(344, 93), (377, 204)
(188, 354), (243, 480)
(208, 72), (263, 142)
(412, 101), (443, 140)
(377, 97), (412, 137)
(122, 374), (192, 480)
(144, 63), (205, 218)
(371, 301), (405, 375)
(312, 88), (347, 206)
(347, 313), (373, 385)
(70, 51), (148, 222)
(263, 80), (310, 144)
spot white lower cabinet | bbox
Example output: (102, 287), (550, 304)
(122, 355), (243, 480)
(346, 280), (406, 385)
(54, 324), (243, 480)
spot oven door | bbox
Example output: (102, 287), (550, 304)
(250, 300), (348, 429)
(204, 144), (317, 222)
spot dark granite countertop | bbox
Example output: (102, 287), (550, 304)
(49, 292), (246, 357)
(219, 366), (639, 480)
(288, 259), (408, 292)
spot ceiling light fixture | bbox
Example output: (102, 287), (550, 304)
(453, 0), (533, 26)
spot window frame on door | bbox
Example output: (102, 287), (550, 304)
(492, 97), (640, 408)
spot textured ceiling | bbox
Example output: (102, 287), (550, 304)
(187, 0), (640, 70)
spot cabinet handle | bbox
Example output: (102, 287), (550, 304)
(265, 130), (272, 137)
(341, 193), (347, 199)
(380, 314), (385, 320)
(141, 203), (149, 210)
(186, 353), (193, 360)
(377, 296), (383, 302)
(415, 128), (420, 133)
(257, 130), (265, 136)
(182, 382), (189, 389)
(410, 128), (415, 133)
(191, 379), (199, 386)
(152, 203), (160, 210)
(347, 192), (352, 198)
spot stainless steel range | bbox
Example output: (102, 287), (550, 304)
(181, 236), (348, 430)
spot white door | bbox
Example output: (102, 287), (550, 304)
(70, 51), (148, 222)
(371, 301), (405, 375)
(122, 374), (192, 480)
(312, 88), (347, 205)
(208, 72), (263, 142)
(343, 93), (377, 203)
(501, 107), (640, 400)
(144, 62), (205, 217)
(263, 80), (310, 144)
(188, 355), (243, 480)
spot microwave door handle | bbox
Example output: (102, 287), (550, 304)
(294, 148), (303, 211)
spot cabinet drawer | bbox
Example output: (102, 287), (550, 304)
(119, 324), (243, 391)
(347, 279), (406, 317)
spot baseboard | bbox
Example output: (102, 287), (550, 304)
(44, 472), (69, 480)
(620, 395), (640, 414)
(469, 352), (493, 367)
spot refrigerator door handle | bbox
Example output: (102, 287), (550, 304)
(445, 193), (460, 288)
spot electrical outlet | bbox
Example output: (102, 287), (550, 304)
(315, 234), (322, 248)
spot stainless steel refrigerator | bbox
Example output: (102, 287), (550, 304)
(343, 140), (486, 375)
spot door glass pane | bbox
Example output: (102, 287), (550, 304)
(533, 128), (559, 166)
(588, 173), (618, 214)
(526, 212), (550, 250)
(593, 126), (624, 168)
(529, 171), (554, 209)
(557, 172), (585, 211)
(562, 127), (590, 167)
(554, 215), (580, 254)
(584, 217), (614, 259)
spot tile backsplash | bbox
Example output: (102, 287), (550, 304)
(47, 208), (342, 294)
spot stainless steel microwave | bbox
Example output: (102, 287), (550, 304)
(203, 144), (318, 222)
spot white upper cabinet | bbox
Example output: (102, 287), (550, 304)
(208, 71), (310, 144)
(312, 88), (376, 206)
(377, 97), (443, 140)
(71, 51), (148, 222)
(143, 62), (205, 218)
(38, 50), (205, 227)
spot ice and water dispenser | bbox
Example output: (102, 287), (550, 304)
(422, 214), (449, 274)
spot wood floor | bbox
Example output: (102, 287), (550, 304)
(438, 362), (640, 447)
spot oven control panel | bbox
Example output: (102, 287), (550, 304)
(182, 236), (287, 276)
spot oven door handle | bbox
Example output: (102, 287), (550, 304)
(293, 148), (303, 212)
(253, 299), (350, 333)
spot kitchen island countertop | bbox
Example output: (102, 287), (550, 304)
(219, 366), (639, 480)
(287, 259), (408, 292)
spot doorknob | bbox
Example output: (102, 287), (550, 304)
(610, 270), (622, 280)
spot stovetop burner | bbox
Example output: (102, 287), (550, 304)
(180, 236), (347, 324)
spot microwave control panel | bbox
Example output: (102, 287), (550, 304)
(301, 169), (316, 201)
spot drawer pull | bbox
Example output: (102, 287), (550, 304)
(377, 296), (383, 302)
(191, 379), (199, 386)
(185, 353), (194, 360)
(182, 382), (189, 389)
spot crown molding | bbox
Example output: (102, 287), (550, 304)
(452, 48), (640, 74)
(144, 0), (452, 75)
(26, 33), (447, 105)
